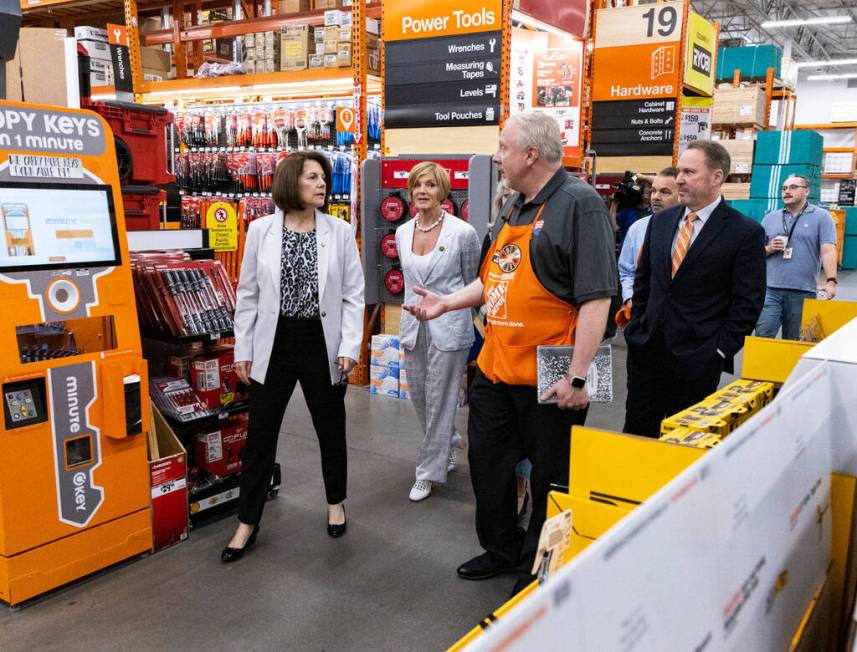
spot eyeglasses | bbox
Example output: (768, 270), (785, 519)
(781, 184), (808, 191)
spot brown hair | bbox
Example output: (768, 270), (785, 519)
(685, 141), (730, 177)
(658, 166), (679, 178)
(272, 151), (332, 213)
(407, 161), (451, 203)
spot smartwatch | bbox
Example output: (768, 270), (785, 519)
(569, 375), (587, 389)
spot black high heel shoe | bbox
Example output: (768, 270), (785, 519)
(221, 524), (260, 563)
(327, 505), (347, 538)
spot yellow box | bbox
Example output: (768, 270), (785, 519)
(659, 428), (722, 449)
(742, 336), (815, 384)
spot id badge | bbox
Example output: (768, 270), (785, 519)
(783, 247), (793, 260)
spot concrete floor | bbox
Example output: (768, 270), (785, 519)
(2, 272), (856, 651)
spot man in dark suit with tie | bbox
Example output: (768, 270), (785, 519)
(623, 140), (767, 437)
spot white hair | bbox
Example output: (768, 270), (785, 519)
(506, 111), (563, 165)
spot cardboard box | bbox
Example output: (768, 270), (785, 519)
(140, 46), (171, 72)
(339, 28), (351, 42)
(313, 27), (325, 42)
(314, 42), (326, 56)
(279, 0), (311, 12)
(194, 414), (249, 478)
(718, 139), (755, 175)
(712, 85), (767, 126)
(324, 37), (339, 54)
(368, 47), (380, 75)
(280, 24), (310, 70)
(88, 58), (113, 87)
(244, 46), (256, 61)
(142, 67), (166, 82)
(366, 17), (380, 35)
(337, 46), (351, 67)
(324, 9), (345, 26)
(324, 25), (340, 40)
(722, 182), (751, 200)
(191, 344), (248, 410)
(309, 54), (324, 69)
(323, 53), (339, 68)
(5, 28), (79, 108)
(149, 407), (189, 551)
(243, 60), (257, 74)
(370, 365), (400, 398)
(245, 32), (255, 48)
(74, 26), (107, 42)
(78, 38), (112, 62)
(370, 334), (401, 367)
(755, 130), (824, 166)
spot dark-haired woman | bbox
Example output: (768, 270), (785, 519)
(222, 151), (364, 561)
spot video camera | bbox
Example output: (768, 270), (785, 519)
(613, 170), (643, 208)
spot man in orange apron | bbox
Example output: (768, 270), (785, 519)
(405, 112), (617, 595)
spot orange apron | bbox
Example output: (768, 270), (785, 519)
(477, 202), (577, 386)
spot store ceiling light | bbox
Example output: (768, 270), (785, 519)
(795, 57), (857, 68)
(761, 15), (852, 29)
(806, 73), (857, 80)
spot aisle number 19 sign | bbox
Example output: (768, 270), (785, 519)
(592, 0), (686, 101)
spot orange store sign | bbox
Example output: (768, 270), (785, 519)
(384, 0), (502, 41)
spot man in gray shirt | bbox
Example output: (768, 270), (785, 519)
(755, 174), (838, 340)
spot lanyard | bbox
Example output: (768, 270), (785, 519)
(781, 205), (808, 240)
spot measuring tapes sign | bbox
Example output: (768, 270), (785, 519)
(592, 0), (685, 102)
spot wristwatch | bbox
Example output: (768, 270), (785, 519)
(568, 375), (587, 389)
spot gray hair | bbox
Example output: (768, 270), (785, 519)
(506, 111), (563, 165)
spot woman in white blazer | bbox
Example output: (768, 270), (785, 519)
(222, 151), (364, 562)
(397, 162), (480, 502)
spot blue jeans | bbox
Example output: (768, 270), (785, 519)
(755, 287), (815, 340)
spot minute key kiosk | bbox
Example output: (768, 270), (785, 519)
(0, 100), (152, 605)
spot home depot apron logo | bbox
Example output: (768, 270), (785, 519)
(485, 280), (509, 320)
(493, 243), (521, 273)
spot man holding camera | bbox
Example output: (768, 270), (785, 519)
(755, 174), (838, 340)
(623, 141), (766, 437)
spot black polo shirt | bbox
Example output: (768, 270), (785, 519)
(485, 168), (617, 306)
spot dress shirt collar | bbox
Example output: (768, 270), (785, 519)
(683, 196), (722, 225)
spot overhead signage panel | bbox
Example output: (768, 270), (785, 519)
(591, 99), (675, 156)
(592, 42), (681, 101)
(594, 0), (686, 49)
(684, 12), (718, 96)
(384, 103), (499, 129)
(385, 30), (502, 65)
(384, 0), (502, 42)
(385, 56), (501, 87)
(385, 80), (500, 107)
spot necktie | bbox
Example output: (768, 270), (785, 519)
(671, 213), (699, 278)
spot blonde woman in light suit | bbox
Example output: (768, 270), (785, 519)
(397, 161), (480, 502)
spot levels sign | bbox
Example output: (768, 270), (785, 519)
(385, 31), (502, 128)
(590, 99), (676, 156)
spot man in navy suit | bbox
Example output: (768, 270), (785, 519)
(623, 140), (766, 437)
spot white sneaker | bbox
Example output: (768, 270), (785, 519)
(409, 479), (432, 502)
(447, 447), (457, 472)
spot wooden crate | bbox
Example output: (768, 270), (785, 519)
(717, 139), (756, 175)
(712, 85), (767, 126)
(722, 182), (751, 200)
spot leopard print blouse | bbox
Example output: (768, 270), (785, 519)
(280, 227), (320, 319)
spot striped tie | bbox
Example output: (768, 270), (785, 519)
(671, 213), (699, 278)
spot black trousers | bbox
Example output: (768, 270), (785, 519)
(467, 368), (587, 575)
(623, 342), (722, 438)
(238, 317), (347, 525)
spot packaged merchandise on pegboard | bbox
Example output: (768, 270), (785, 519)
(361, 157), (473, 305)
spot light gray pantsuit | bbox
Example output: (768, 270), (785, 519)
(406, 323), (468, 483)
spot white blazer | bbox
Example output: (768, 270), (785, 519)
(233, 209), (365, 384)
(396, 212), (481, 352)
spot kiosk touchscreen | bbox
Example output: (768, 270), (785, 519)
(0, 101), (153, 606)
